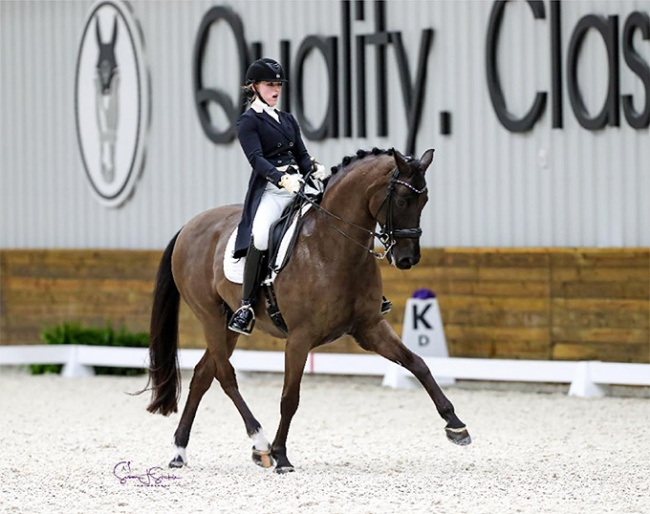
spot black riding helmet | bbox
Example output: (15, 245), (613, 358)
(245, 58), (288, 84)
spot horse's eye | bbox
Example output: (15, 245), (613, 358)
(395, 198), (408, 209)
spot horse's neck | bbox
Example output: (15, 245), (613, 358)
(320, 182), (372, 231)
(309, 159), (389, 261)
(321, 161), (388, 230)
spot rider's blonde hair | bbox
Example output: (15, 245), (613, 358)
(242, 83), (257, 104)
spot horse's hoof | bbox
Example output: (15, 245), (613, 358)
(252, 448), (274, 468)
(169, 456), (186, 468)
(445, 426), (472, 446)
(274, 465), (295, 474)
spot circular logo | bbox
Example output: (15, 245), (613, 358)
(75, 0), (149, 207)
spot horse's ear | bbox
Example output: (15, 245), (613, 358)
(111, 16), (118, 47)
(393, 148), (409, 172)
(95, 17), (102, 44)
(419, 149), (435, 172)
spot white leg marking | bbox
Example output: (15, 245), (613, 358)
(251, 429), (271, 451)
(171, 445), (187, 463)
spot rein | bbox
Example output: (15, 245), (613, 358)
(298, 167), (427, 261)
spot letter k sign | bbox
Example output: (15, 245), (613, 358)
(387, 297), (452, 386)
(412, 303), (433, 329)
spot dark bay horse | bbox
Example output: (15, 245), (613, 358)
(145, 147), (471, 473)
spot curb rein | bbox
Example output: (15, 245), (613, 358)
(298, 167), (427, 261)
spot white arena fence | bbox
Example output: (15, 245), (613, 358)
(1, 344), (649, 399)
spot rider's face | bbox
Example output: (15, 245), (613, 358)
(255, 81), (283, 107)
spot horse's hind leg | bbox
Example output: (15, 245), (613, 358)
(170, 319), (273, 469)
(212, 325), (274, 468)
(355, 319), (471, 446)
(169, 350), (216, 467)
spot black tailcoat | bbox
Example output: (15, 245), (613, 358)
(233, 108), (313, 258)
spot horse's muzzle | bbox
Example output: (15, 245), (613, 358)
(394, 253), (420, 269)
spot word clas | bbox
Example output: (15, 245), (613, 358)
(487, 0), (650, 132)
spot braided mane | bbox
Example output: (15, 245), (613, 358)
(330, 147), (405, 176)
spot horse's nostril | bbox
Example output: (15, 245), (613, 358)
(398, 257), (414, 268)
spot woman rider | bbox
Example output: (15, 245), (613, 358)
(228, 57), (390, 335)
(227, 58), (328, 335)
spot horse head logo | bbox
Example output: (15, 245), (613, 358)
(76, 0), (149, 207)
(94, 15), (120, 183)
(96, 16), (118, 92)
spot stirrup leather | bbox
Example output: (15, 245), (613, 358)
(228, 304), (256, 335)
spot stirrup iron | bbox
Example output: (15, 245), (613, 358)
(228, 304), (256, 335)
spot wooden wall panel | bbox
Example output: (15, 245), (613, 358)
(549, 250), (650, 362)
(1, 250), (159, 343)
(1, 249), (648, 363)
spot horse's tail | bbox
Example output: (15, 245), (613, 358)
(146, 231), (182, 416)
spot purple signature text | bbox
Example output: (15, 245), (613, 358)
(113, 461), (181, 487)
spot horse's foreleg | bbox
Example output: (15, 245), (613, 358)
(170, 350), (216, 467)
(355, 320), (471, 446)
(270, 338), (311, 474)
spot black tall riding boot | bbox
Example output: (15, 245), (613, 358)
(228, 246), (267, 335)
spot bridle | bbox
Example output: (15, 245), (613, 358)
(298, 166), (427, 261)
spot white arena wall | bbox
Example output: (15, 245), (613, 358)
(1, 0), (649, 250)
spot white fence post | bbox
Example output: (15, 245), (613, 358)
(61, 345), (95, 378)
(568, 361), (606, 398)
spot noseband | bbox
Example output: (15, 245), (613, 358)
(299, 166), (427, 260)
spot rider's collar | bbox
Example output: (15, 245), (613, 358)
(251, 97), (280, 122)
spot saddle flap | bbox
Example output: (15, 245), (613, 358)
(223, 202), (312, 285)
(268, 202), (312, 276)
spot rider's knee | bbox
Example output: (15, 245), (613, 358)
(250, 228), (269, 251)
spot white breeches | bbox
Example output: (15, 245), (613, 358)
(251, 183), (294, 251)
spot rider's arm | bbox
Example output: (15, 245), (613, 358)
(236, 114), (284, 187)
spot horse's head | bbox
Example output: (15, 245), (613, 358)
(95, 16), (119, 94)
(373, 148), (433, 269)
